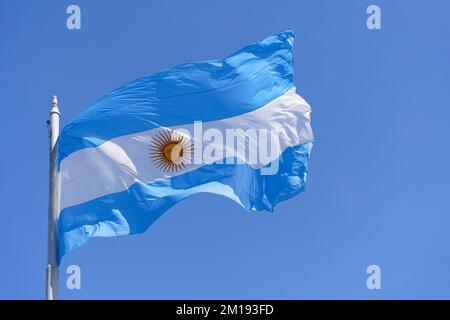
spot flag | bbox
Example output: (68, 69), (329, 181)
(57, 29), (314, 263)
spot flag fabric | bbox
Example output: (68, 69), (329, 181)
(57, 29), (314, 263)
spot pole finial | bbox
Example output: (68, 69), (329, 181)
(50, 95), (60, 116)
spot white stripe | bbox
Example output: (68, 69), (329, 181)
(60, 88), (313, 210)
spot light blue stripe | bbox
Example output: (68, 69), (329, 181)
(57, 142), (313, 263)
(59, 30), (295, 162)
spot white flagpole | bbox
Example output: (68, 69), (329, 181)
(46, 96), (60, 300)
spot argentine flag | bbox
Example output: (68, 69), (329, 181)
(57, 30), (314, 263)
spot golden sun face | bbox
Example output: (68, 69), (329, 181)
(149, 129), (193, 173)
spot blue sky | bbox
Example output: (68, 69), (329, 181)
(1, 0), (450, 299)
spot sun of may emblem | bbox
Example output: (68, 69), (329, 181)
(148, 129), (193, 173)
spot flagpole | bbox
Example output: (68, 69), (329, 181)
(46, 96), (60, 300)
